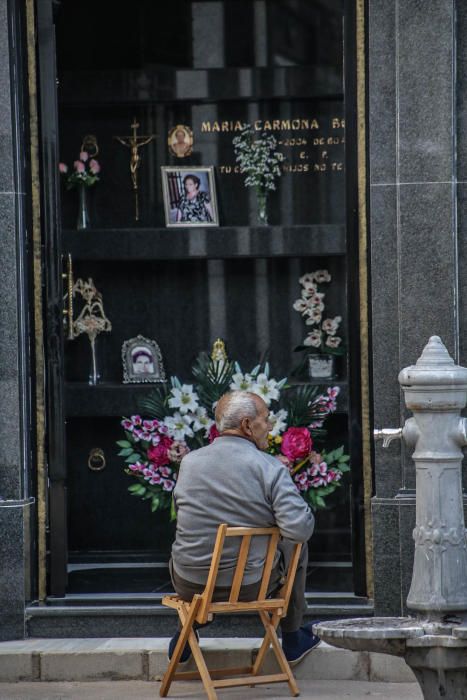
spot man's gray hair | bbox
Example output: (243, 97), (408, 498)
(216, 391), (259, 432)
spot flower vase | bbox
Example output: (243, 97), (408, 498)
(88, 336), (101, 385)
(76, 185), (90, 230)
(308, 353), (335, 380)
(256, 189), (268, 225)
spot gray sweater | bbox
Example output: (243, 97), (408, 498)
(171, 435), (315, 586)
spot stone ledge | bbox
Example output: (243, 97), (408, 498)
(0, 639), (416, 683)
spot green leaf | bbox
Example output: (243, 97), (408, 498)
(128, 483), (142, 493)
(136, 485), (147, 496)
(316, 495), (326, 508)
(151, 495), (160, 512)
(118, 447), (134, 457)
(117, 440), (132, 448)
(339, 464), (351, 473)
(125, 453), (142, 463)
(138, 385), (170, 418)
(191, 352), (235, 409)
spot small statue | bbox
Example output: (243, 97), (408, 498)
(211, 338), (227, 363)
(72, 278), (112, 385)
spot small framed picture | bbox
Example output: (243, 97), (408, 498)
(161, 166), (219, 227)
(168, 124), (193, 158)
(122, 335), (166, 384)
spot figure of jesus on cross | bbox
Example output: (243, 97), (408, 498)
(115, 117), (155, 221)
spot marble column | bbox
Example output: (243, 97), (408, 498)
(0, 0), (35, 640)
(368, 0), (458, 614)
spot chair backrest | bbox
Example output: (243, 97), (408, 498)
(196, 524), (302, 624)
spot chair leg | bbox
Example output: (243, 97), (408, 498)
(251, 611), (275, 676)
(177, 603), (218, 700)
(159, 596), (202, 698)
(259, 610), (300, 698)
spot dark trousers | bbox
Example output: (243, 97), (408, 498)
(170, 539), (308, 633)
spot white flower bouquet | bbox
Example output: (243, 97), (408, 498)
(232, 123), (284, 224)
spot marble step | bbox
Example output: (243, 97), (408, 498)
(0, 638), (415, 683)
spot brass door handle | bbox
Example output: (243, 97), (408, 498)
(62, 253), (74, 340)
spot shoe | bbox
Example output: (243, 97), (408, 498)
(282, 627), (321, 667)
(301, 619), (322, 643)
(168, 629), (199, 664)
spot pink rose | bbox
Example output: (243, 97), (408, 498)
(208, 424), (220, 443)
(167, 441), (190, 463)
(147, 436), (173, 467)
(79, 151), (89, 162)
(89, 159), (101, 174)
(281, 427), (312, 461)
(74, 160), (85, 173)
(58, 162), (68, 174)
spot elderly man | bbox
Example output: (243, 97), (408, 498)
(168, 390), (319, 665)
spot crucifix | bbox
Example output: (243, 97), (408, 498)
(115, 117), (156, 221)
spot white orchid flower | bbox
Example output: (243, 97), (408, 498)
(163, 413), (195, 441)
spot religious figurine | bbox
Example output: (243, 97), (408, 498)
(168, 125), (193, 158)
(115, 118), (155, 221)
(71, 278), (112, 385)
(211, 338), (227, 363)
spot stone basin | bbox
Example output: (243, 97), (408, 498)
(314, 618), (425, 656)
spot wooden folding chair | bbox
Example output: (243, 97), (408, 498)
(160, 524), (302, 700)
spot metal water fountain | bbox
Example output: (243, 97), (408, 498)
(316, 336), (467, 700)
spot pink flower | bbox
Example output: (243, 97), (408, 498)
(143, 420), (155, 431)
(148, 436), (173, 467)
(131, 415), (142, 425)
(311, 476), (327, 487)
(310, 461), (328, 477)
(79, 151), (89, 162)
(276, 454), (292, 469)
(128, 461), (145, 473)
(209, 424), (220, 443)
(74, 160), (85, 173)
(121, 419), (133, 431)
(151, 434), (161, 446)
(167, 441), (190, 463)
(89, 159), (101, 174)
(139, 431), (152, 442)
(327, 386), (340, 400)
(281, 427), (312, 461)
(162, 479), (176, 492)
(159, 466), (172, 478)
(58, 162), (68, 174)
(149, 473), (161, 485)
(294, 472), (309, 491)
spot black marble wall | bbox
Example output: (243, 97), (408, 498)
(368, 0), (458, 615)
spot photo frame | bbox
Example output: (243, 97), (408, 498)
(167, 124), (193, 158)
(161, 166), (219, 227)
(122, 335), (166, 384)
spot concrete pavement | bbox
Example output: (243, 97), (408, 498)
(0, 680), (423, 699)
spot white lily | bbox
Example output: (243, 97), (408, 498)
(268, 408), (288, 437)
(230, 372), (255, 392)
(190, 406), (215, 435)
(168, 384), (199, 414)
(163, 412), (194, 441)
(252, 373), (280, 405)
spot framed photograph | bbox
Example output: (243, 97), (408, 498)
(168, 124), (193, 158)
(122, 335), (166, 384)
(161, 166), (219, 227)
